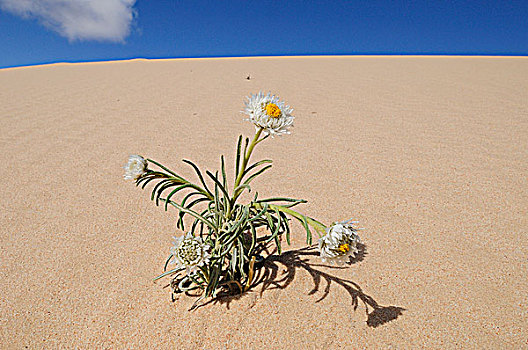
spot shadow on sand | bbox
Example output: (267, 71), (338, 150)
(200, 243), (405, 327)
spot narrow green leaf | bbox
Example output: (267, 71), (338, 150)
(182, 159), (213, 197)
(156, 182), (181, 206)
(161, 198), (216, 230)
(147, 158), (182, 179)
(248, 221), (257, 255)
(241, 159), (273, 178)
(139, 177), (156, 189)
(273, 207), (290, 245)
(274, 236), (282, 255)
(221, 155), (227, 189)
(234, 183), (251, 194)
(205, 265), (220, 297)
(235, 135), (243, 179)
(218, 207), (249, 247)
(164, 254), (174, 271)
(177, 192), (207, 228)
(257, 197), (307, 204)
(177, 197), (210, 229)
(248, 203), (268, 222)
(281, 212), (291, 245)
(153, 267), (184, 281)
(206, 170), (231, 213)
(219, 239), (237, 257)
(151, 179), (171, 201)
(165, 183), (195, 211)
(301, 215), (312, 245)
(230, 247), (238, 275)
(214, 171), (220, 211)
(267, 204), (327, 235)
(238, 240), (246, 279)
(242, 165), (273, 186)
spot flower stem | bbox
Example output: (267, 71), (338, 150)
(234, 127), (263, 190)
(227, 128), (264, 218)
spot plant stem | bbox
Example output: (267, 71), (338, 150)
(244, 256), (256, 291)
(234, 127), (263, 189)
(227, 128), (264, 218)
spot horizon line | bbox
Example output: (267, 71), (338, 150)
(2, 53), (527, 71)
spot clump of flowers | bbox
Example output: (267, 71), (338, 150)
(124, 92), (361, 308)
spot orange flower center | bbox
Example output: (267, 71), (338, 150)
(338, 243), (350, 253)
(265, 103), (282, 118)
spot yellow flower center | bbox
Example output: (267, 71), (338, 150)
(338, 243), (350, 253)
(265, 103), (282, 118)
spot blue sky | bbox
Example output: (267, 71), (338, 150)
(0, 0), (527, 69)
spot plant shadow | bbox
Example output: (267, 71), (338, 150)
(204, 243), (405, 327)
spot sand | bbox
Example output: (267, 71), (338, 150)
(0, 56), (527, 348)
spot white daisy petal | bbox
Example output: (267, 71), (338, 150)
(123, 154), (147, 180)
(243, 92), (294, 136)
(318, 220), (361, 265)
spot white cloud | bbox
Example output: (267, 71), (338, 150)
(0, 0), (137, 42)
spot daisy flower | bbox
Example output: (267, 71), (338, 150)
(243, 92), (294, 136)
(170, 233), (211, 275)
(123, 154), (147, 180)
(318, 219), (361, 265)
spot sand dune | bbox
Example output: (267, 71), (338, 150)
(0, 56), (527, 348)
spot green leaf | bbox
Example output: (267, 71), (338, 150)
(267, 204), (327, 235)
(242, 165), (272, 186)
(281, 212), (291, 245)
(150, 179), (171, 201)
(218, 206), (249, 247)
(300, 215), (312, 245)
(136, 177), (153, 189)
(206, 170), (231, 213)
(164, 254), (174, 271)
(248, 203), (268, 222)
(147, 158), (183, 179)
(273, 207), (290, 245)
(164, 183), (196, 211)
(264, 211), (281, 245)
(221, 155), (227, 189)
(233, 183), (251, 195)
(153, 267), (184, 281)
(257, 197), (307, 205)
(274, 236), (282, 255)
(156, 182), (183, 206)
(182, 159), (213, 198)
(238, 240), (246, 279)
(177, 197), (210, 229)
(235, 135), (243, 179)
(218, 239), (237, 257)
(241, 159), (273, 179)
(180, 191), (205, 208)
(205, 265), (221, 297)
(214, 171), (220, 211)
(248, 221), (257, 255)
(161, 198), (216, 231)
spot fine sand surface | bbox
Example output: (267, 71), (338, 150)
(0, 56), (527, 349)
